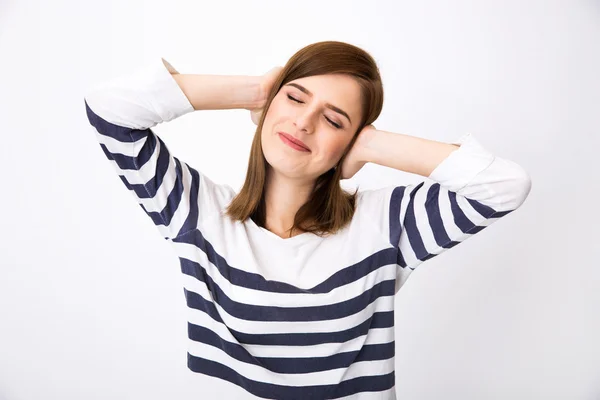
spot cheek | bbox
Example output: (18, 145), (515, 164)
(262, 102), (283, 130)
(320, 136), (349, 160)
(266, 96), (285, 115)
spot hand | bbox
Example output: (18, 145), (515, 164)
(248, 66), (284, 125)
(340, 124), (377, 179)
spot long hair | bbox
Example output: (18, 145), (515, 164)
(224, 41), (384, 238)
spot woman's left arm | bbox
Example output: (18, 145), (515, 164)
(362, 127), (460, 177)
(346, 127), (532, 291)
(342, 125), (460, 179)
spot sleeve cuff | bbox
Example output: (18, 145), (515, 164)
(427, 132), (496, 192)
(145, 57), (195, 122)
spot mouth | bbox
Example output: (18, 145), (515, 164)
(278, 132), (311, 152)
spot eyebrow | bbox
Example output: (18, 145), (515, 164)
(284, 83), (352, 125)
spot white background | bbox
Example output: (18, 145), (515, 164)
(0, 0), (598, 399)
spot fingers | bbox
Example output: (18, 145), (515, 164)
(251, 109), (261, 125)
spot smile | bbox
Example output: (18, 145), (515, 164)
(278, 133), (311, 152)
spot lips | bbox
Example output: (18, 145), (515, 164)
(277, 132), (310, 151)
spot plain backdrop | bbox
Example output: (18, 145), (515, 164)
(0, 0), (598, 399)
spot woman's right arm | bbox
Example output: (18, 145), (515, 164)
(83, 57), (260, 240)
(170, 62), (262, 111)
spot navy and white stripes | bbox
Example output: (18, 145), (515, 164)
(84, 56), (531, 399)
(385, 132), (531, 273)
(85, 100), (201, 239)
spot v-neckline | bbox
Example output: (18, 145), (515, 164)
(245, 217), (321, 246)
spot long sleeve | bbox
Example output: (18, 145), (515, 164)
(84, 57), (230, 240)
(359, 132), (532, 293)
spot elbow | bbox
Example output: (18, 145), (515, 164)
(505, 166), (533, 210)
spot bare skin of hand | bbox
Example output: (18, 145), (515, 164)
(340, 124), (377, 179)
(247, 66), (283, 125)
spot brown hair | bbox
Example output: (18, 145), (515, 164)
(224, 40), (384, 238)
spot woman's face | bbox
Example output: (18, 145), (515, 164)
(261, 74), (363, 181)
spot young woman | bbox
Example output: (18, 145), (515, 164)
(84, 41), (531, 399)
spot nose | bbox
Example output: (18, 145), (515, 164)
(293, 107), (318, 134)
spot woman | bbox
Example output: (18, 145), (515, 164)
(84, 41), (531, 399)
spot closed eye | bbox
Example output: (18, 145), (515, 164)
(287, 94), (342, 129)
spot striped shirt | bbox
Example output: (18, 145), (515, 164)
(83, 57), (532, 399)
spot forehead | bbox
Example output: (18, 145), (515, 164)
(287, 74), (361, 101)
(284, 74), (362, 120)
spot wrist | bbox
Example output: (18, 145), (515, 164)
(239, 76), (263, 110)
(233, 75), (261, 110)
(355, 126), (379, 163)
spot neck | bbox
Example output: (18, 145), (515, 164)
(263, 168), (315, 235)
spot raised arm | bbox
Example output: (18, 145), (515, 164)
(358, 132), (532, 293)
(83, 57), (260, 240)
